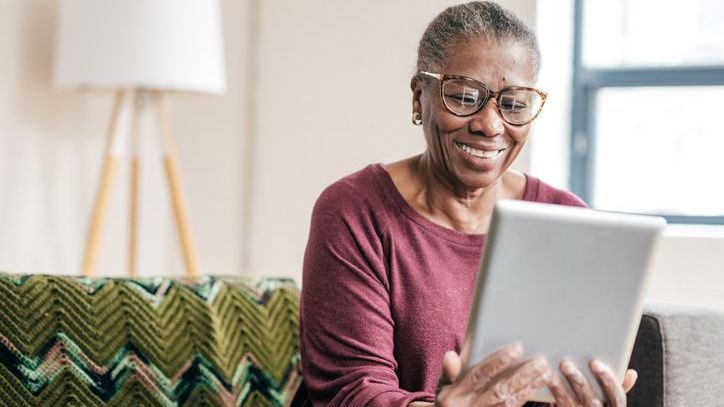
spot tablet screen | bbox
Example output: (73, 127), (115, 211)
(461, 200), (665, 402)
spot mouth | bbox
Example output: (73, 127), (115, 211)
(454, 141), (507, 159)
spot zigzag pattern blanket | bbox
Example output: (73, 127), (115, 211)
(0, 273), (301, 406)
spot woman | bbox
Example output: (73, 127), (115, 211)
(300, 2), (637, 406)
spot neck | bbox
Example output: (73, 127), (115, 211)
(411, 153), (501, 234)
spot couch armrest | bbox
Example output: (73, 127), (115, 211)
(0, 273), (302, 407)
(627, 301), (724, 407)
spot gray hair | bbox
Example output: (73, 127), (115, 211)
(416, 1), (540, 78)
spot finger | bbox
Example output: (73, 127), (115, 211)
(590, 360), (627, 407)
(440, 351), (462, 384)
(505, 370), (551, 407)
(506, 357), (550, 395)
(503, 357), (553, 405)
(435, 351), (462, 398)
(623, 369), (638, 393)
(547, 372), (579, 407)
(464, 343), (524, 389)
(560, 359), (602, 407)
(477, 356), (550, 406)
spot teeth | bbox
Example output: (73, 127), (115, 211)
(456, 142), (502, 158)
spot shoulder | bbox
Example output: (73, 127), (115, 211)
(524, 174), (588, 208)
(312, 164), (398, 227)
(305, 165), (394, 278)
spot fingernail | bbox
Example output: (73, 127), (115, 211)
(591, 360), (604, 373)
(561, 360), (575, 374)
(503, 344), (523, 360)
(511, 342), (524, 355)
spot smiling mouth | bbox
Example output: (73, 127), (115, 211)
(454, 141), (507, 159)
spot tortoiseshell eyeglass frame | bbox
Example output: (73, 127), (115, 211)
(418, 71), (548, 126)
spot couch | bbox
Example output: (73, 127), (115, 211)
(1, 273), (722, 406)
(627, 301), (724, 406)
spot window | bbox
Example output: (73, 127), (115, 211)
(571, 0), (724, 223)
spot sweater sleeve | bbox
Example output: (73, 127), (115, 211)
(300, 182), (435, 406)
(527, 174), (588, 208)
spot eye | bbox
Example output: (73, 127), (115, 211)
(444, 86), (482, 106)
(499, 94), (529, 112)
(449, 93), (480, 106)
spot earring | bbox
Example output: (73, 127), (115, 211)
(412, 111), (422, 126)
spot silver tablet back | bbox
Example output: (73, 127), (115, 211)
(461, 200), (666, 402)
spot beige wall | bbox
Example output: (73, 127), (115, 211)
(649, 228), (724, 310)
(246, 0), (536, 278)
(0, 0), (535, 277)
(0, 0), (251, 276)
(244, 0), (724, 312)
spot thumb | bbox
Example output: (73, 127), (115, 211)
(441, 350), (462, 384)
(623, 369), (638, 393)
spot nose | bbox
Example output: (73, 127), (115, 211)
(468, 99), (504, 138)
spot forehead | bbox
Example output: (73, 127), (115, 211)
(442, 38), (536, 87)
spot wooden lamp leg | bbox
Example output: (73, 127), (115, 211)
(128, 91), (142, 277)
(81, 90), (128, 277)
(153, 91), (200, 277)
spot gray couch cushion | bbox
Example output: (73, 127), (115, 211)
(628, 302), (724, 407)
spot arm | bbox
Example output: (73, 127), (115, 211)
(300, 184), (434, 406)
(301, 182), (586, 407)
(301, 184), (556, 407)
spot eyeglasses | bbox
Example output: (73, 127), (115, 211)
(419, 71), (547, 126)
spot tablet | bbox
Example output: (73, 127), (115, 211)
(460, 200), (666, 403)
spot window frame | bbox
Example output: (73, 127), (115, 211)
(570, 0), (724, 224)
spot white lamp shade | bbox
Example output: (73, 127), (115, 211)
(54, 0), (226, 94)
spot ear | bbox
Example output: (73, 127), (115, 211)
(410, 76), (423, 115)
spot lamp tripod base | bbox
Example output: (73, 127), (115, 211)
(81, 89), (200, 278)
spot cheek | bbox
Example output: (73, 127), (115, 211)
(423, 116), (466, 167)
(428, 106), (468, 137)
(502, 127), (530, 165)
(507, 126), (531, 145)
(424, 108), (467, 147)
(424, 91), (466, 134)
(436, 115), (467, 134)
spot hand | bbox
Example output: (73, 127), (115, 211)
(434, 343), (552, 407)
(547, 359), (638, 407)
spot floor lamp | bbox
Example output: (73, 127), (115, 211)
(54, 0), (226, 277)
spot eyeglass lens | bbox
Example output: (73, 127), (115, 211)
(441, 79), (543, 124)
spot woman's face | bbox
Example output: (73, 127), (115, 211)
(413, 39), (537, 191)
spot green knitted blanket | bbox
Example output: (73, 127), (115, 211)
(0, 273), (302, 406)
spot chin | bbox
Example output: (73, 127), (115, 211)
(450, 150), (514, 190)
(452, 167), (503, 190)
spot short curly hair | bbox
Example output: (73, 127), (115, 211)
(416, 1), (540, 79)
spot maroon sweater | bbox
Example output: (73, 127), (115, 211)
(300, 164), (586, 406)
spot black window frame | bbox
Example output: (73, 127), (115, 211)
(570, 0), (724, 225)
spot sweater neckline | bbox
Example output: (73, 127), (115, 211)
(370, 163), (538, 246)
